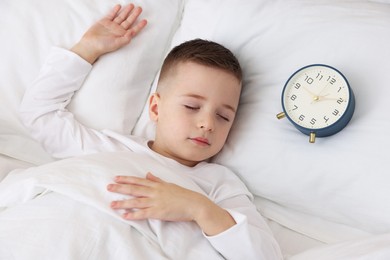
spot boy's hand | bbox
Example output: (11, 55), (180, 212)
(107, 172), (236, 236)
(71, 3), (147, 64)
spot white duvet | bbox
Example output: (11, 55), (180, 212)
(0, 152), (224, 260)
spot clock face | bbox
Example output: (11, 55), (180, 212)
(282, 65), (351, 131)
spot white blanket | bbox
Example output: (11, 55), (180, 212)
(0, 152), (224, 259)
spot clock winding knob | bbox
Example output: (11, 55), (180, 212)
(276, 112), (286, 119)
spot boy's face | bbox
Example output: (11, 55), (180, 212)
(149, 61), (241, 167)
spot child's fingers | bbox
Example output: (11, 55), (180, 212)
(113, 175), (154, 186)
(125, 19), (147, 38)
(105, 4), (122, 21)
(107, 183), (151, 197)
(146, 172), (163, 183)
(113, 3), (135, 24)
(111, 197), (151, 211)
(121, 6), (144, 30)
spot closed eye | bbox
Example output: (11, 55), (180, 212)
(184, 105), (199, 110)
(218, 114), (230, 122)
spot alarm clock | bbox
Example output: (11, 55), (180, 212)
(276, 64), (355, 143)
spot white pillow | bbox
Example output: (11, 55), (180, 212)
(133, 0), (390, 238)
(0, 0), (183, 164)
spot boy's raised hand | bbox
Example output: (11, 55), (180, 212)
(71, 4), (147, 64)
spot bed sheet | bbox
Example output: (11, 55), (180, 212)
(0, 153), (34, 182)
(264, 217), (325, 258)
(289, 233), (390, 260)
(257, 196), (390, 259)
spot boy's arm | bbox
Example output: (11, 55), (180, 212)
(19, 4), (147, 158)
(108, 172), (283, 259)
(71, 4), (147, 64)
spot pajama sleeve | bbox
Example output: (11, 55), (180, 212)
(204, 195), (283, 260)
(19, 47), (130, 158)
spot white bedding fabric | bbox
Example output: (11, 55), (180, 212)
(0, 154), (34, 182)
(0, 153), (207, 259)
(0, 0), (184, 165)
(1, 153), (390, 260)
(0, 192), (169, 260)
(134, 0), (390, 245)
(0, 151), (282, 260)
(2, 0), (390, 258)
(289, 234), (390, 260)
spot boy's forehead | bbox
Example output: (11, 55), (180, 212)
(158, 61), (241, 97)
(173, 61), (240, 83)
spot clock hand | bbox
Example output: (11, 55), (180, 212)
(301, 84), (334, 103)
(302, 85), (316, 97)
(311, 93), (344, 103)
(310, 93), (341, 104)
(317, 81), (333, 97)
(301, 85), (322, 103)
(317, 96), (342, 102)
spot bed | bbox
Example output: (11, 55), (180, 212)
(1, 0), (390, 259)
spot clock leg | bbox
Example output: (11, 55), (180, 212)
(309, 132), (316, 143)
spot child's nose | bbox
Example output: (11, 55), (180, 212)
(198, 114), (215, 132)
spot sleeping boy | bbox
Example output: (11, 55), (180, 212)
(17, 3), (282, 259)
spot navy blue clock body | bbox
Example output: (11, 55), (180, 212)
(281, 64), (355, 138)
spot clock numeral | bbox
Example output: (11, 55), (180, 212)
(299, 114), (305, 121)
(337, 98), (344, 104)
(316, 73), (323, 81)
(294, 83), (301, 89)
(324, 116), (329, 123)
(310, 118), (316, 125)
(337, 87), (342, 93)
(305, 76), (314, 84)
(327, 76), (336, 85)
(332, 109), (340, 116)
(290, 94), (297, 101)
(292, 105), (298, 110)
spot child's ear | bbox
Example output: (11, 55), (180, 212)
(148, 93), (160, 122)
